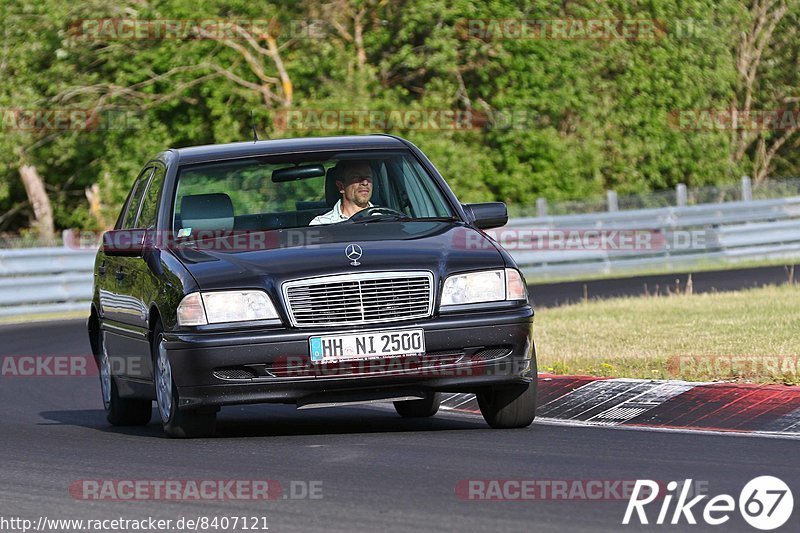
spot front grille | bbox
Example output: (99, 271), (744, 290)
(283, 271), (433, 327)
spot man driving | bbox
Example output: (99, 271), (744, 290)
(309, 160), (374, 225)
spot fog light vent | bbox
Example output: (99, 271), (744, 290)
(213, 368), (257, 380)
(471, 346), (512, 361)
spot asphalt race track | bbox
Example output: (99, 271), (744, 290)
(1, 320), (798, 532)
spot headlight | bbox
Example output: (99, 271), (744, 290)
(440, 268), (527, 307)
(177, 290), (280, 326)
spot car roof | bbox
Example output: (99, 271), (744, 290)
(171, 135), (408, 165)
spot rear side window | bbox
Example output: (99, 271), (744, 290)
(137, 165), (166, 229)
(120, 167), (154, 229)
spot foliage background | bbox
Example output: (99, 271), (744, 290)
(1, 0), (798, 234)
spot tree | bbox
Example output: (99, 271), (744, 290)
(2, 0), (800, 239)
(731, 0), (799, 183)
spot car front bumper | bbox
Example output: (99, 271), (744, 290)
(162, 306), (535, 409)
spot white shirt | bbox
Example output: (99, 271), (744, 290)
(309, 200), (373, 226)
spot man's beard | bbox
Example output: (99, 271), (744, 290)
(353, 193), (370, 208)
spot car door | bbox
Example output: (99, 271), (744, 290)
(100, 165), (154, 382)
(116, 163), (165, 333)
(99, 166), (153, 325)
(118, 162), (166, 382)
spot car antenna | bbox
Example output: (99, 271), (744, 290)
(251, 110), (259, 143)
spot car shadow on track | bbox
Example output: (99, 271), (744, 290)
(38, 403), (490, 439)
(37, 408), (165, 437)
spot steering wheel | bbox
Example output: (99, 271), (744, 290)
(348, 206), (407, 221)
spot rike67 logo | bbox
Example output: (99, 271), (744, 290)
(623, 476), (793, 530)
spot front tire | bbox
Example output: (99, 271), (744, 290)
(394, 392), (441, 418)
(153, 321), (216, 438)
(98, 332), (152, 426)
(477, 380), (537, 429)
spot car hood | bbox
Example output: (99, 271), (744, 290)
(172, 221), (506, 294)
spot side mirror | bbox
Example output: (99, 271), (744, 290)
(463, 202), (508, 230)
(102, 229), (146, 257)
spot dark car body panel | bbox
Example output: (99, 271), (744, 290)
(90, 135), (535, 411)
(165, 308), (534, 408)
(171, 223), (508, 318)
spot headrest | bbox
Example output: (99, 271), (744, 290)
(325, 167), (342, 206)
(180, 193), (234, 232)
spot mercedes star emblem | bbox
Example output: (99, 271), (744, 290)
(345, 244), (363, 266)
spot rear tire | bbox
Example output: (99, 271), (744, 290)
(153, 321), (216, 438)
(98, 331), (152, 426)
(394, 392), (441, 418)
(477, 380), (537, 429)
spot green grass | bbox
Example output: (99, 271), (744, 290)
(0, 310), (88, 325)
(534, 284), (800, 384)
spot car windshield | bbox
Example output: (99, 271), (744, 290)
(172, 150), (454, 235)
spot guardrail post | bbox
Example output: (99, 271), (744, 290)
(676, 183), (687, 207)
(741, 175), (752, 202)
(606, 190), (618, 212)
(536, 197), (548, 217)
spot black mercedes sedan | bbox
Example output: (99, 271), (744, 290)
(89, 134), (536, 437)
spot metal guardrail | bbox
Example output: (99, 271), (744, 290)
(1, 195), (800, 317)
(0, 248), (95, 317)
(509, 175), (800, 217)
(504, 195), (800, 279)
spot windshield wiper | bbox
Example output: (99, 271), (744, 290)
(346, 214), (411, 224)
(419, 216), (459, 222)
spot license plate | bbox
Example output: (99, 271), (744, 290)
(309, 329), (425, 363)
